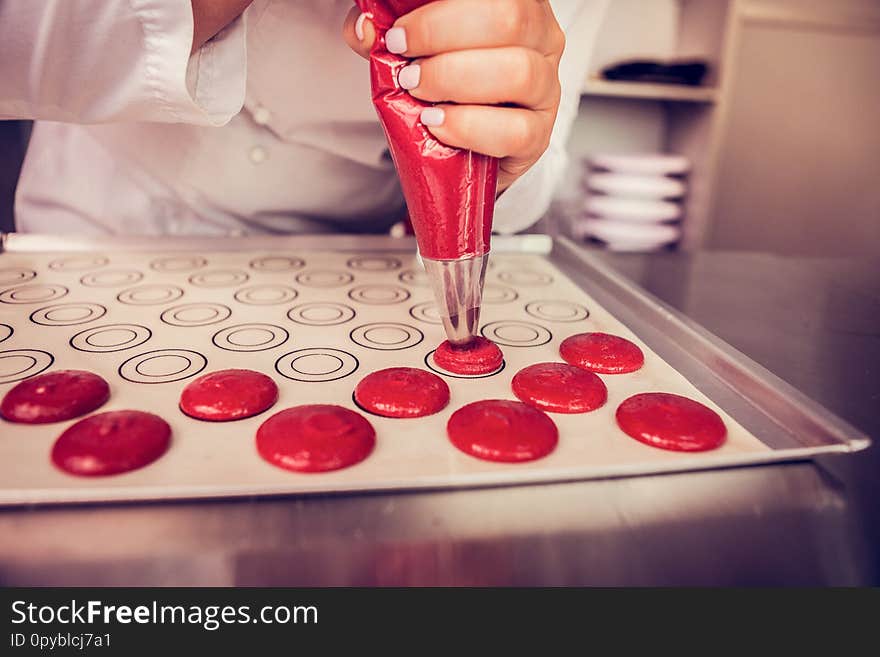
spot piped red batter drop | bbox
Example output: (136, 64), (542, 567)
(447, 399), (558, 463)
(179, 369), (278, 422)
(1, 369), (110, 424)
(256, 405), (376, 473)
(616, 392), (727, 452)
(355, 367), (450, 418)
(560, 332), (644, 374)
(434, 337), (503, 375)
(512, 362), (607, 414)
(51, 410), (171, 476)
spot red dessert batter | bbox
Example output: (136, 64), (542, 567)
(447, 399), (558, 463)
(51, 410), (171, 476)
(356, 0), (498, 260)
(560, 332), (645, 374)
(256, 405), (376, 473)
(1, 369), (110, 424)
(434, 337), (503, 375)
(179, 369), (278, 421)
(511, 362), (607, 414)
(355, 367), (450, 418)
(616, 392), (727, 452)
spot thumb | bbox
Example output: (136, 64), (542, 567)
(343, 6), (376, 59)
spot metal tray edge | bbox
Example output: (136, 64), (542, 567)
(552, 236), (872, 453)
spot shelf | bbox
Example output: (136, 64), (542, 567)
(581, 79), (718, 104)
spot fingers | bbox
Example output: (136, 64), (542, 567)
(420, 103), (552, 162)
(398, 47), (559, 110)
(342, 6), (376, 59)
(388, 0), (564, 58)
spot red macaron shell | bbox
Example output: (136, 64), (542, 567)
(51, 410), (172, 476)
(434, 337), (503, 375)
(1, 369), (110, 424)
(511, 362), (607, 414)
(354, 367), (450, 418)
(447, 399), (559, 463)
(560, 332), (645, 374)
(180, 369), (278, 421)
(256, 404), (376, 473)
(616, 392), (727, 452)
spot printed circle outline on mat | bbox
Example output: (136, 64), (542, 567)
(0, 349), (54, 384)
(249, 255), (305, 272)
(346, 255), (403, 271)
(0, 284), (69, 304)
(424, 349), (506, 380)
(482, 284), (519, 304)
(234, 284), (298, 306)
(117, 284), (184, 306)
(497, 270), (553, 286)
(287, 302), (356, 327)
(150, 255), (207, 272)
(398, 269), (430, 287)
(525, 300), (589, 323)
(295, 270), (354, 288)
(119, 349), (208, 384)
(70, 324), (152, 353)
(408, 301), (443, 325)
(212, 323), (289, 352)
(0, 324), (12, 343)
(481, 321), (552, 348)
(348, 285), (411, 305)
(349, 322), (424, 351)
(30, 303), (107, 327)
(160, 303), (232, 327)
(188, 269), (250, 288)
(80, 269), (144, 287)
(48, 255), (109, 271)
(275, 348), (359, 383)
(0, 269), (36, 285)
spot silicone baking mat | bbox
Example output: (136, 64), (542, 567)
(0, 243), (813, 504)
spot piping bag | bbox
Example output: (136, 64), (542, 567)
(356, 0), (499, 345)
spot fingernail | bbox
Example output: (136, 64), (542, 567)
(355, 13), (366, 41)
(386, 26), (407, 54)
(398, 64), (421, 90)
(420, 107), (445, 127)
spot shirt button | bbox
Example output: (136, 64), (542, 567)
(253, 106), (271, 126)
(249, 146), (268, 164)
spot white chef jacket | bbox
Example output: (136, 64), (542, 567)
(2, 0), (606, 237)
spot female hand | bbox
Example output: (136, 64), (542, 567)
(343, 0), (565, 193)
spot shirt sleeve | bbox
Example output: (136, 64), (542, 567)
(492, 0), (609, 234)
(0, 0), (247, 125)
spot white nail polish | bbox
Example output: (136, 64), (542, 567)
(398, 64), (421, 90)
(385, 27), (407, 54)
(420, 107), (445, 127)
(355, 13), (366, 41)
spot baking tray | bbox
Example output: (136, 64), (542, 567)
(0, 233), (870, 505)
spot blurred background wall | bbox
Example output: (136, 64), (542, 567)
(707, 0), (880, 255)
(0, 121), (27, 233)
(562, 0), (880, 256)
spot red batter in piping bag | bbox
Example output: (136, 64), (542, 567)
(357, 0), (499, 344)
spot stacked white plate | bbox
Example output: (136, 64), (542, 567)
(576, 154), (690, 252)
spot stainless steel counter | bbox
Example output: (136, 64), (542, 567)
(1, 248), (877, 586)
